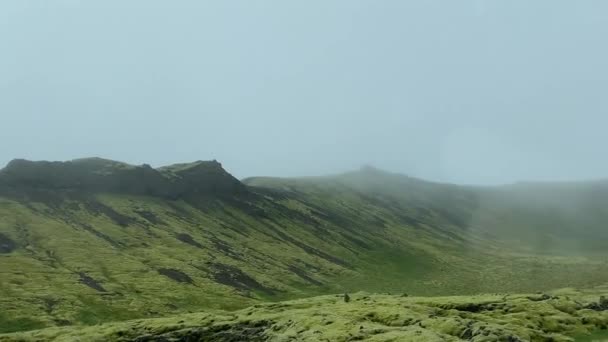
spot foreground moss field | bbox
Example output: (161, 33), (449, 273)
(3, 286), (608, 341)
(1, 158), (608, 339)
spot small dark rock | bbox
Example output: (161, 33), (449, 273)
(584, 296), (608, 311)
(526, 294), (553, 302)
(460, 328), (473, 339)
(0, 233), (17, 253)
(344, 293), (351, 303)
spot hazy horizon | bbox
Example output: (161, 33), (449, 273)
(1, 1), (607, 184)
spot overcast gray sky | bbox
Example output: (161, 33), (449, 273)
(1, 1), (607, 184)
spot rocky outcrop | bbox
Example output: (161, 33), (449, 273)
(0, 158), (247, 198)
(158, 160), (247, 197)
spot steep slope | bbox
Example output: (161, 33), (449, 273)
(1, 159), (608, 334)
(246, 167), (608, 255)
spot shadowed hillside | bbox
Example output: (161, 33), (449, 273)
(1, 159), (608, 334)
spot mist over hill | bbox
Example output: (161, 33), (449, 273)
(1, 158), (608, 337)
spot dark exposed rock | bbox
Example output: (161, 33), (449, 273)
(80, 223), (123, 248)
(159, 160), (247, 197)
(134, 209), (166, 225)
(0, 158), (247, 199)
(344, 234), (372, 250)
(460, 327), (473, 339)
(210, 236), (245, 261)
(499, 335), (524, 342)
(585, 296), (608, 311)
(287, 265), (323, 286)
(0, 233), (16, 253)
(526, 294), (554, 302)
(132, 320), (272, 342)
(262, 223), (349, 268)
(439, 302), (506, 313)
(0, 158), (168, 195)
(175, 233), (203, 249)
(78, 272), (107, 292)
(53, 319), (72, 326)
(209, 263), (275, 295)
(157, 268), (194, 284)
(82, 200), (135, 227)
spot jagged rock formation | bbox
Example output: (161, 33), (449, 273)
(0, 158), (246, 198)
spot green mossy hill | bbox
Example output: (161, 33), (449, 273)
(246, 168), (608, 255)
(2, 158), (608, 334)
(3, 287), (608, 341)
(0, 158), (245, 197)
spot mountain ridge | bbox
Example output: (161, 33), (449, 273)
(3, 157), (608, 191)
(0, 158), (246, 198)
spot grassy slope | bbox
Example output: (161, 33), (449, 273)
(2, 161), (608, 334)
(3, 286), (608, 341)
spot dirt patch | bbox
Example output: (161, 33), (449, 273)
(209, 263), (275, 295)
(78, 272), (107, 292)
(157, 268), (194, 284)
(0, 233), (16, 253)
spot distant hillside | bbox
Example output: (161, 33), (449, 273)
(1, 158), (608, 334)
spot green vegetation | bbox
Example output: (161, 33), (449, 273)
(3, 286), (608, 341)
(1, 158), (608, 337)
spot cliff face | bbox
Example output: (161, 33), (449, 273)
(0, 158), (246, 198)
(158, 160), (247, 196)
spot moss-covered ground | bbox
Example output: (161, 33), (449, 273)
(3, 286), (608, 341)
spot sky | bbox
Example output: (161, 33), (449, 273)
(1, 1), (607, 185)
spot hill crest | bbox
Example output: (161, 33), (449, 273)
(0, 158), (245, 197)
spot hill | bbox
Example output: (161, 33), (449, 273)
(1, 158), (608, 334)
